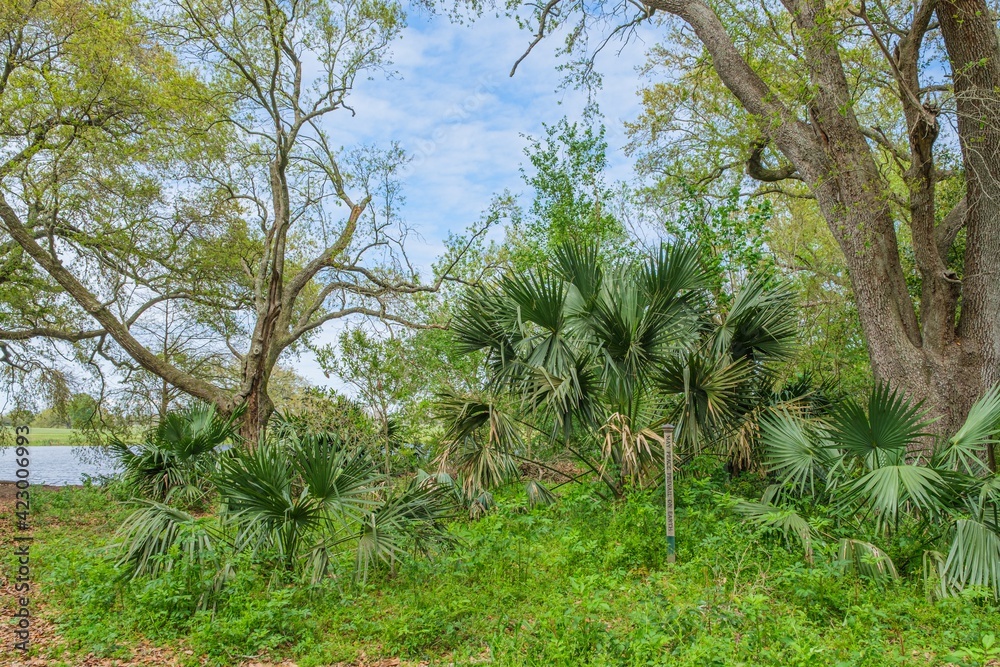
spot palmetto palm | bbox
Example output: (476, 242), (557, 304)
(109, 402), (244, 505)
(751, 384), (1000, 598)
(441, 240), (799, 497)
(116, 421), (454, 586)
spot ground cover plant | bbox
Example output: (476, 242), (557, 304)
(741, 384), (1000, 600)
(4, 465), (1000, 667)
(4, 0), (1000, 662)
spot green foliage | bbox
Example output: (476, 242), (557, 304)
(114, 416), (455, 592)
(444, 239), (712, 497)
(669, 187), (776, 303)
(109, 402), (243, 504)
(25, 474), (1000, 666)
(755, 383), (1000, 600)
(443, 235), (808, 500)
(66, 393), (98, 429)
(946, 632), (1000, 667)
(508, 116), (627, 268)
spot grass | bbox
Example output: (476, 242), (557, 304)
(3, 467), (999, 666)
(2, 427), (143, 446)
(3, 427), (83, 445)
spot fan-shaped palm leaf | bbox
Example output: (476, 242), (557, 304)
(761, 411), (835, 496)
(838, 465), (952, 531)
(712, 274), (797, 363)
(115, 501), (214, 578)
(293, 432), (378, 519)
(640, 242), (708, 303)
(830, 384), (933, 468)
(435, 393), (523, 493)
(838, 538), (898, 582)
(941, 519), (1000, 599)
(554, 241), (604, 309)
(110, 402), (243, 503)
(658, 351), (750, 450)
(354, 478), (454, 581)
(938, 385), (1000, 476)
(525, 479), (557, 508)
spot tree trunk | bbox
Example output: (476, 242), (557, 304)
(938, 0), (1000, 397)
(652, 0), (1000, 444)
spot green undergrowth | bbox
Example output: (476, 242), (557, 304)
(16, 468), (1000, 667)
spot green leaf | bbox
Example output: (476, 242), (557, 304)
(940, 385), (1000, 476)
(839, 465), (951, 531)
(838, 538), (898, 583)
(941, 519), (1000, 600)
(760, 411), (834, 496)
(830, 384), (933, 468)
(734, 499), (814, 561)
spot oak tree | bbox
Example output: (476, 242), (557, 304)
(504, 0), (1000, 449)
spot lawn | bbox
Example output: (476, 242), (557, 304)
(3, 427), (137, 446)
(1, 470), (998, 667)
(8, 428), (80, 446)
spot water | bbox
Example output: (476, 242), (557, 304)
(0, 446), (119, 486)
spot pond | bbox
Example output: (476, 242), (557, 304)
(0, 446), (119, 486)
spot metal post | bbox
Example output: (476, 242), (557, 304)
(664, 424), (676, 564)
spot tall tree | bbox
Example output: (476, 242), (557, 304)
(508, 116), (627, 266)
(0, 0), (487, 436)
(501, 0), (1000, 440)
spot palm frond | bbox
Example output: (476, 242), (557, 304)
(838, 465), (951, 531)
(354, 478), (454, 581)
(838, 538), (899, 583)
(760, 410), (834, 496)
(734, 499), (814, 562)
(110, 402), (241, 503)
(499, 269), (568, 334)
(831, 384), (933, 468)
(435, 393), (522, 493)
(598, 412), (663, 487)
(640, 242), (708, 302)
(941, 519), (1000, 599)
(939, 385), (1000, 476)
(554, 241), (603, 308)
(712, 273), (797, 364)
(658, 351), (750, 451)
(293, 432), (377, 519)
(115, 501), (214, 578)
(525, 479), (557, 508)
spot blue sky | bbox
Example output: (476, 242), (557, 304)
(297, 6), (661, 385)
(321, 6), (660, 271)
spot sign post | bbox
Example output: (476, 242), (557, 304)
(663, 424), (676, 564)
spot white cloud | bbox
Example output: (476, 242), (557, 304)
(297, 6), (659, 387)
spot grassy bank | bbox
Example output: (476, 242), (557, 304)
(4, 428), (82, 446)
(2, 472), (999, 667)
(3, 427), (144, 446)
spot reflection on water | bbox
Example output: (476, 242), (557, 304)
(0, 446), (119, 486)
